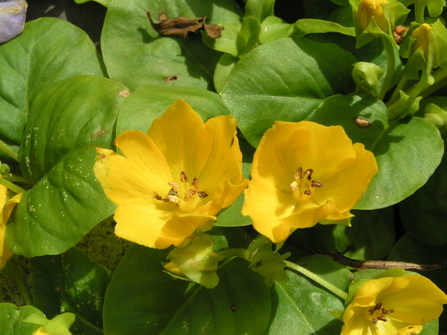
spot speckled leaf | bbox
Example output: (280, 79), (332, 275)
(32, 247), (110, 335)
(0, 18), (105, 162)
(101, 0), (242, 91)
(103, 245), (271, 335)
(6, 75), (128, 257)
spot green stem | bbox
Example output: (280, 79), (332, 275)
(11, 261), (33, 306)
(245, 234), (270, 260)
(414, 4), (425, 24)
(284, 260), (348, 301)
(388, 74), (408, 103)
(378, 36), (396, 100)
(4, 175), (32, 185)
(0, 140), (19, 163)
(387, 71), (428, 119)
(0, 178), (26, 194)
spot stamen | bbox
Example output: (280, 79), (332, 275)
(192, 177), (199, 188)
(295, 167), (303, 179)
(377, 316), (388, 322)
(304, 169), (313, 181)
(304, 190), (312, 196)
(311, 180), (324, 188)
(198, 191), (208, 198)
(381, 309), (394, 315)
(290, 181), (299, 191)
(180, 171), (189, 182)
(372, 318), (378, 324)
(369, 302), (382, 315)
(168, 182), (179, 191)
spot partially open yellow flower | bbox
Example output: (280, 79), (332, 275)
(357, 0), (389, 32)
(342, 275), (447, 335)
(0, 177), (22, 270)
(411, 23), (432, 60)
(94, 99), (248, 249)
(242, 121), (377, 243)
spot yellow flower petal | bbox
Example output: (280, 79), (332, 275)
(342, 275), (447, 335)
(95, 130), (173, 205)
(0, 192), (22, 270)
(147, 99), (213, 182)
(201, 115), (248, 212)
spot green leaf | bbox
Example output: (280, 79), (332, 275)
(31, 248), (110, 335)
(213, 53), (238, 93)
(103, 245), (271, 335)
(101, 0), (241, 91)
(0, 18), (105, 161)
(0, 304), (43, 335)
(116, 84), (230, 134)
(6, 75), (128, 257)
(202, 22), (242, 57)
(266, 255), (348, 334)
(259, 16), (294, 44)
(292, 18), (355, 37)
(245, 0), (275, 22)
(221, 37), (357, 147)
(310, 93), (444, 209)
(399, 145), (447, 245)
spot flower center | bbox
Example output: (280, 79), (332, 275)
(154, 171), (208, 207)
(290, 167), (324, 199)
(368, 302), (395, 324)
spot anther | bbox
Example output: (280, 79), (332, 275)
(369, 302), (382, 315)
(168, 182), (179, 191)
(311, 180), (324, 188)
(198, 191), (208, 198)
(304, 190), (312, 196)
(377, 316), (388, 322)
(295, 167), (303, 179)
(304, 169), (313, 181)
(180, 171), (189, 182)
(192, 177), (199, 188)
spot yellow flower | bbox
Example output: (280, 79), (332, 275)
(0, 177), (22, 270)
(411, 23), (432, 60)
(94, 99), (248, 249)
(342, 275), (447, 335)
(357, 0), (389, 32)
(242, 121), (377, 243)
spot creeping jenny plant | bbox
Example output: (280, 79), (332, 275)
(1, 0), (447, 334)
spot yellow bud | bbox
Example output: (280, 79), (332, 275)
(358, 0), (389, 32)
(411, 23), (432, 60)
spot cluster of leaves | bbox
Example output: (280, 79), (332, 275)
(1, 0), (447, 334)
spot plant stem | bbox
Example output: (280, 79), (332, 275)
(378, 36), (396, 100)
(0, 140), (19, 163)
(414, 4), (425, 24)
(11, 261), (33, 306)
(0, 178), (26, 194)
(284, 260), (348, 301)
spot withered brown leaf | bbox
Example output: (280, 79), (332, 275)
(145, 10), (224, 39)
